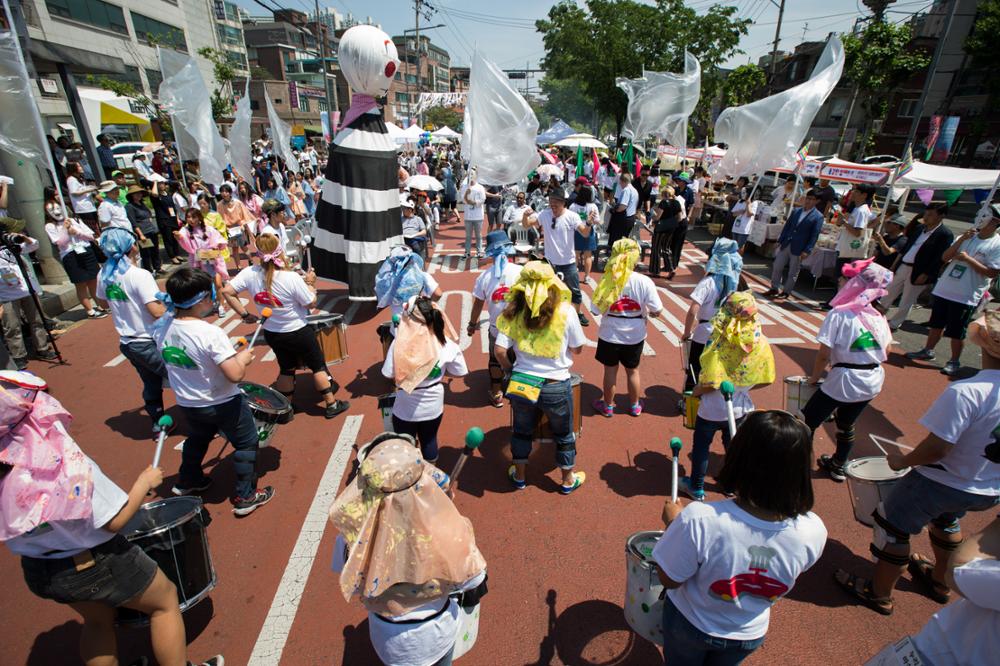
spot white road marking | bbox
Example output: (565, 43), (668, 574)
(439, 290), (475, 351)
(754, 300), (819, 344)
(247, 415), (364, 666)
(766, 337), (806, 345)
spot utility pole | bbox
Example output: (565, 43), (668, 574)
(314, 0), (336, 119)
(414, 0), (421, 127)
(904, 0), (958, 159)
(767, 0), (786, 94)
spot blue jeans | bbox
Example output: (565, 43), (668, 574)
(392, 413), (443, 462)
(552, 262), (582, 305)
(120, 339), (167, 423)
(884, 469), (1000, 535)
(179, 394), (259, 499)
(662, 595), (764, 665)
(510, 378), (576, 469)
(690, 416), (743, 491)
(733, 232), (749, 249)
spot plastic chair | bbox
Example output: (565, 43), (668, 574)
(509, 223), (535, 255)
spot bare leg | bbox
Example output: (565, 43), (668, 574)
(313, 370), (337, 406)
(602, 364), (616, 405)
(119, 570), (186, 666)
(67, 601), (118, 666)
(924, 327), (944, 352)
(871, 552), (908, 599)
(514, 462), (526, 482)
(930, 525), (962, 584)
(625, 366), (640, 405)
(76, 283), (95, 313)
(582, 252), (593, 284)
(561, 468), (574, 485)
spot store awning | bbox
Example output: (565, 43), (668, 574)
(303, 125), (323, 135)
(29, 40), (125, 73)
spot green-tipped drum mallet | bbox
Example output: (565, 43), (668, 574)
(720, 380), (738, 439)
(447, 427), (484, 496)
(152, 415), (174, 468)
(670, 437), (683, 503)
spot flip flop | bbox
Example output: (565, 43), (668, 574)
(833, 568), (893, 615)
(908, 554), (951, 603)
(560, 471), (586, 495)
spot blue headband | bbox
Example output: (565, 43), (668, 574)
(149, 286), (215, 337)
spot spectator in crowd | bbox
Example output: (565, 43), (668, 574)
(833, 184), (876, 276)
(65, 162), (99, 233)
(608, 172), (638, 248)
(150, 181), (183, 264)
(880, 203), (954, 331)
(873, 214), (909, 269)
(810, 176), (838, 218)
(767, 189), (825, 299)
(460, 171), (486, 258)
(96, 133), (116, 177)
(131, 153), (153, 180)
(0, 219), (59, 368)
(124, 185), (161, 275)
(97, 180), (130, 230)
(43, 188), (107, 320)
(634, 167), (653, 214)
(485, 185), (503, 232)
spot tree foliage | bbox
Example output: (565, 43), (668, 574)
(722, 64), (766, 109)
(197, 47), (239, 120)
(423, 105), (463, 129)
(539, 77), (595, 133)
(536, 0), (750, 143)
(964, 0), (1000, 94)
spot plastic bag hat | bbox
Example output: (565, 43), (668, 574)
(830, 258), (893, 351)
(699, 291), (776, 388)
(312, 24), (402, 301)
(496, 261), (571, 359)
(592, 238), (641, 314)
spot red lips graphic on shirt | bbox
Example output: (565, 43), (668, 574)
(609, 297), (641, 315)
(254, 292), (284, 307)
(491, 285), (510, 303)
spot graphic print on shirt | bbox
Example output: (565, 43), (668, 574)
(254, 291), (284, 307)
(491, 285), (510, 304)
(709, 546), (789, 603)
(849, 330), (881, 351)
(103, 282), (128, 301)
(161, 335), (198, 369)
(609, 285), (643, 318)
(985, 421), (1000, 464)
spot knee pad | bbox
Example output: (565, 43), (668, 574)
(870, 508), (910, 566)
(556, 437), (576, 453)
(929, 530), (963, 552)
(319, 386), (334, 396)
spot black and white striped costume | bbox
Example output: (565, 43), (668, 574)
(312, 111), (402, 300)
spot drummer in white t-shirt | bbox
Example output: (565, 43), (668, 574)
(730, 194), (759, 251)
(222, 234), (349, 419)
(803, 259), (892, 483)
(468, 231), (523, 407)
(834, 310), (1000, 616)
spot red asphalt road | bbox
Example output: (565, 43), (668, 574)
(1, 220), (991, 666)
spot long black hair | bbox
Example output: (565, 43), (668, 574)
(414, 296), (446, 345)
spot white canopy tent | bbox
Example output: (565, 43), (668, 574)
(894, 161), (1000, 190)
(432, 126), (460, 139)
(385, 121), (406, 142)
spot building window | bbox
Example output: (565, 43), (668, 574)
(396, 92), (409, 102)
(897, 98), (918, 118)
(274, 98), (282, 104)
(85, 65), (143, 91)
(46, 0), (128, 34)
(132, 12), (187, 51)
(217, 24), (243, 48)
(299, 98), (310, 112)
(145, 68), (163, 93)
(250, 99), (260, 110)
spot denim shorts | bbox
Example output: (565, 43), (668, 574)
(661, 595), (764, 666)
(883, 469), (1000, 535)
(21, 534), (158, 607)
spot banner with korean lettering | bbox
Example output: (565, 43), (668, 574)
(819, 162), (891, 185)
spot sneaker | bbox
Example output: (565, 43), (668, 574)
(906, 348), (936, 361)
(36, 350), (59, 361)
(578, 313), (589, 327)
(559, 471), (586, 495)
(678, 476), (705, 501)
(507, 465), (526, 490)
(775, 291), (790, 300)
(232, 486), (274, 516)
(940, 361), (961, 376)
(189, 656), (225, 666)
(817, 454), (847, 482)
(763, 288), (779, 297)
(592, 398), (613, 418)
(172, 477), (213, 496)
(629, 401), (643, 417)
(324, 399), (350, 419)
(87, 309), (108, 319)
(13, 357), (27, 371)
(217, 304), (226, 318)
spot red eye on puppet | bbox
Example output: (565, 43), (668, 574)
(384, 61), (396, 78)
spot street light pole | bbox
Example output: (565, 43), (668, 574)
(314, 0), (336, 118)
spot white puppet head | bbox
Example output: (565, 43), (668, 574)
(338, 25), (400, 98)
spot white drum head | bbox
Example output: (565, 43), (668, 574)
(0, 370), (47, 390)
(845, 456), (909, 481)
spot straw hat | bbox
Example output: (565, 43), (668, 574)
(126, 184), (146, 197)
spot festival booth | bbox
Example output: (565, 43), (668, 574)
(78, 87), (156, 143)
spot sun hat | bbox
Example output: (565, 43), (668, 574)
(98, 180), (119, 193)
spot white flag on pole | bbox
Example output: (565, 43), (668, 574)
(229, 80), (253, 184)
(265, 94), (299, 174)
(617, 52), (701, 150)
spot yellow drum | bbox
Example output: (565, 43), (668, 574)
(683, 391), (699, 430)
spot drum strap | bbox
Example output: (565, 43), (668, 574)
(376, 599), (451, 625)
(929, 531), (963, 551)
(833, 363), (879, 370)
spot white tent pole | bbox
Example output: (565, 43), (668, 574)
(979, 170), (1000, 220)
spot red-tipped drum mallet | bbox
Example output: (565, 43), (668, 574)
(246, 307), (272, 350)
(670, 437), (683, 503)
(447, 427), (484, 496)
(151, 414), (174, 468)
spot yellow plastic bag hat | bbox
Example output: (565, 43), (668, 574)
(698, 291), (775, 388)
(592, 238), (640, 314)
(496, 261), (571, 359)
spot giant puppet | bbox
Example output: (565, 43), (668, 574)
(312, 25), (402, 301)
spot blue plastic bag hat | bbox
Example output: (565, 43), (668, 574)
(98, 227), (136, 290)
(706, 238), (743, 305)
(374, 246), (425, 309)
(484, 230), (515, 278)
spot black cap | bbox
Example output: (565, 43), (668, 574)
(547, 189), (567, 202)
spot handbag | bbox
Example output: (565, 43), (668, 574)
(505, 371), (546, 404)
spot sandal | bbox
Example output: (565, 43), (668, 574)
(489, 391), (504, 409)
(908, 554), (951, 603)
(560, 471), (586, 495)
(833, 569), (893, 615)
(508, 465), (526, 490)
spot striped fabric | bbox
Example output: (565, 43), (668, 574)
(313, 111), (403, 300)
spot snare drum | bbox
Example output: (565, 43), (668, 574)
(509, 373), (582, 443)
(0, 370), (48, 401)
(783, 376), (821, 419)
(845, 456), (910, 527)
(239, 382), (294, 447)
(377, 393), (395, 432)
(307, 313), (348, 365)
(624, 530), (665, 645)
(683, 391), (699, 430)
(117, 497), (216, 626)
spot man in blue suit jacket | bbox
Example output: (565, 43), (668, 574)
(766, 189), (825, 298)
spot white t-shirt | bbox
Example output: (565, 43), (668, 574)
(836, 203), (872, 255)
(816, 308), (888, 403)
(911, 558), (1000, 666)
(462, 183), (485, 220)
(389, 273), (440, 333)
(731, 200), (758, 235)
(155, 318), (240, 407)
(931, 233), (1000, 306)
(915, 369), (1000, 496)
(4, 453), (127, 558)
(901, 227), (933, 264)
(228, 266), (314, 333)
(172, 192), (189, 215)
(592, 272), (662, 345)
(652, 500), (827, 641)
(382, 339), (468, 421)
(472, 263), (523, 336)
(96, 264), (160, 342)
(569, 202), (599, 231)
(690, 277), (722, 345)
(67, 176), (96, 214)
(697, 386), (753, 422)
(98, 199), (131, 230)
(0, 241), (40, 303)
(538, 208), (583, 266)
(495, 302), (587, 380)
(503, 204), (533, 227)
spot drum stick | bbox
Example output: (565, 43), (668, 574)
(720, 380), (738, 439)
(447, 427), (484, 496)
(151, 415), (174, 468)
(669, 437), (683, 503)
(247, 307), (272, 350)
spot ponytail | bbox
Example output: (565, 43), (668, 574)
(415, 296), (446, 345)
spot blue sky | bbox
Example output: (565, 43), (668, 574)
(236, 0), (935, 81)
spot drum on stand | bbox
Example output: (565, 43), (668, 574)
(239, 382), (294, 447)
(508, 373), (582, 443)
(625, 530), (665, 645)
(845, 456), (910, 527)
(307, 313), (348, 365)
(783, 376), (821, 419)
(117, 497), (216, 626)
(683, 391), (699, 430)
(377, 393), (395, 432)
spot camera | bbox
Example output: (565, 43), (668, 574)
(0, 233), (26, 249)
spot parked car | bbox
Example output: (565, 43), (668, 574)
(110, 142), (147, 169)
(861, 154), (900, 165)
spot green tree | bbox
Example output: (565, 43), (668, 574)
(721, 64), (766, 108)
(960, 0), (1000, 166)
(196, 47), (239, 120)
(423, 105), (463, 129)
(841, 20), (929, 159)
(539, 77), (595, 133)
(536, 0), (750, 144)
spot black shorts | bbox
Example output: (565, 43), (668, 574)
(263, 324), (326, 374)
(21, 534), (158, 607)
(928, 296), (976, 339)
(596, 337), (643, 369)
